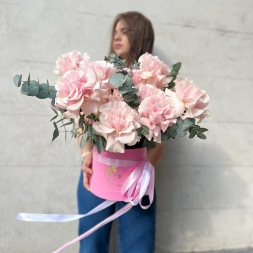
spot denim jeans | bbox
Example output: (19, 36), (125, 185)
(77, 171), (156, 253)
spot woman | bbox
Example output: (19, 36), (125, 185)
(77, 11), (165, 253)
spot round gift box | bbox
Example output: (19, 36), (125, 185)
(90, 147), (147, 201)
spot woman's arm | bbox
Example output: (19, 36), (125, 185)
(147, 142), (166, 167)
(77, 133), (93, 191)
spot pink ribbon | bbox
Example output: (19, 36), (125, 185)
(16, 155), (154, 253)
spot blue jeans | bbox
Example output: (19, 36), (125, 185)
(77, 172), (156, 253)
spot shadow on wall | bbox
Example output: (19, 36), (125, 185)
(153, 47), (173, 67)
(155, 137), (248, 252)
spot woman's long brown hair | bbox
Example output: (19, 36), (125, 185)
(109, 11), (154, 67)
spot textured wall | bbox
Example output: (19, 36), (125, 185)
(0, 0), (252, 253)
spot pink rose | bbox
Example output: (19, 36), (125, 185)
(54, 50), (89, 76)
(108, 89), (124, 102)
(138, 92), (177, 142)
(165, 79), (210, 122)
(55, 69), (99, 118)
(92, 101), (141, 153)
(138, 84), (163, 101)
(91, 61), (117, 89)
(132, 53), (172, 90)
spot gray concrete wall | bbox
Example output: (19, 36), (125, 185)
(0, 0), (252, 252)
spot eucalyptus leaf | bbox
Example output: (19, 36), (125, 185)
(176, 124), (187, 137)
(13, 74), (22, 87)
(36, 83), (49, 99)
(108, 73), (125, 88)
(197, 133), (206, 139)
(143, 138), (156, 149)
(52, 122), (59, 141)
(176, 118), (183, 126)
(49, 86), (56, 99)
(131, 88), (139, 94)
(161, 130), (170, 141)
(101, 136), (107, 150)
(71, 123), (77, 138)
(96, 135), (103, 154)
(124, 95), (134, 102)
(131, 60), (140, 70)
(141, 125), (150, 135)
(80, 132), (87, 148)
(189, 130), (196, 139)
(125, 76), (133, 87)
(21, 81), (29, 95)
(172, 62), (181, 72)
(170, 70), (176, 76)
(28, 73), (30, 86)
(183, 118), (195, 127)
(60, 121), (74, 128)
(79, 114), (84, 130)
(196, 128), (208, 133)
(167, 80), (175, 89)
(51, 107), (58, 115)
(169, 124), (177, 138)
(51, 97), (55, 107)
(28, 80), (39, 96)
(50, 115), (58, 122)
(118, 86), (132, 94)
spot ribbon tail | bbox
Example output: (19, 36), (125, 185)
(16, 200), (115, 222)
(52, 202), (133, 253)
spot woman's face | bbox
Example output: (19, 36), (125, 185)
(113, 20), (131, 60)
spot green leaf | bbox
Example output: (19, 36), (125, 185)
(130, 88), (139, 94)
(124, 95), (134, 102)
(78, 114), (84, 130)
(50, 115), (58, 122)
(51, 97), (55, 107)
(36, 83), (49, 99)
(80, 132), (87, 148)
(169, 124), (177, 138)
(172, 62), (181, 72)
(125, 75), (133, 87)
(28, 80), (39, 96)
(95, 135), (103, 153)
(176, 124), (187, 137)
(51, 107), (58, 115)
(27, 73), (30, 86)
(59, 108), (66, 114)
(170, 70), (177, 76)
(143, 138), (156, 149)
(191, 125), (200, 129)
(108, 73), (125, 88)
(104, 54), (125, 69)
(21, 81), (29, 95)
(167, 80), (175, 89)
(13, 74), (22, 87)
(142, 125), (149, 135)
(196, 128), (208, 133)
(183, 118), (195, 127)
(161, 130), (170, 141)
(197, 133), (206, 139)
(60, 121), (74, 128)
(176, 118), (183, 126)
(118, 86), (132, 94)
(101, 136), (107, 150)
(131, 60), (140, 70)
(52, 122), (59, 141)
(71, 123), (77, 138)
(189, 130), (196, 139)
(49, 86), (56, 99)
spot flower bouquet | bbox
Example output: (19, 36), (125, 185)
(13, 50), (210, 252)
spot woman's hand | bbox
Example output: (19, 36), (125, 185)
(81, 153), (93, 191)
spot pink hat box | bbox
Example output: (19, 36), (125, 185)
(90, 147), (147, 201)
